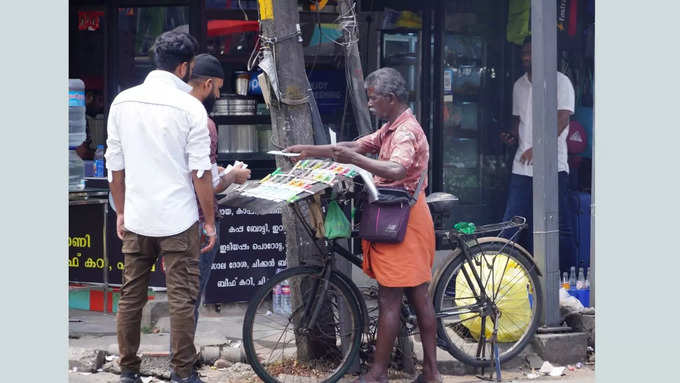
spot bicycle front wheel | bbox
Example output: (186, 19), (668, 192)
(433, 241), (543, 367)
(242, 266), (362, 383)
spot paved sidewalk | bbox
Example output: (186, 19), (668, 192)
(68, 303), (594, 383)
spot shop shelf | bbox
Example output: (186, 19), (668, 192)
(212, 115), (272, 125)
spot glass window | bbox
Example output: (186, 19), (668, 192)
(117, 6), (190, 92)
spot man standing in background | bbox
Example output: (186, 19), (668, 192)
(501, 36), (576, 273)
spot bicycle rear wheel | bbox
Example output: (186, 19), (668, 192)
(433, 241), (542, 367)
(242, 266), (362, 383)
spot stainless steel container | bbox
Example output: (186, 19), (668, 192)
(230, 124), (257, 152)
(218, 124), (257, 153)
(234, 72), (250, 96)
(217, 125), (232, 153)
(213, 94), (256, 116)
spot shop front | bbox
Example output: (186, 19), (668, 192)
(68, 0), (594, 306)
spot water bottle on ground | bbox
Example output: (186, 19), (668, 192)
(576, 267), (586, 290)
(568, 266), (577, 290)
(280, 279), (291, 315)
(561, 272), (570, 290)
(272, 283), (282, 314)
(94, 145), (105, 177)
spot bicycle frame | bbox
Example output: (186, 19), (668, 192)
(288, 194), (534, 346)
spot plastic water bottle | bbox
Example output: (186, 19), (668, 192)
(561, 272), (570, 290)
(568, 266), (577, 290)
(280, 279), (291, 315)
(69, 79), (87, 190)
(69, 149), (84, 190)
(271, 268), (284, 314)
(576, 267), (586, 290)
(69, 79), (87, 147)
(585, 267), (591, 290)
(94, 145), (105, 177)
(272, 283), (282, 314)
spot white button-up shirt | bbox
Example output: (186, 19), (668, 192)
(512, 72), (575, 177)
(105, 70), (211, 237)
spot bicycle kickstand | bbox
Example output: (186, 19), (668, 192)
(477, 314), (502, 382)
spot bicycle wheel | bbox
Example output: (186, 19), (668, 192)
(433, 241), (543, 367)
(243, 266), (363, 383)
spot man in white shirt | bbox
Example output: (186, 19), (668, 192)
(105, 31), (214, 383)
(500, 37), (576, 273)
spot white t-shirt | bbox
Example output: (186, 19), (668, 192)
(511, 72), (575, 177)
(105, 70), (212, 237)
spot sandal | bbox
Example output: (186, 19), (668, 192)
(411, 373), (444, 383)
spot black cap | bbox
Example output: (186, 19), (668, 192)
(191, 53), (224, 79)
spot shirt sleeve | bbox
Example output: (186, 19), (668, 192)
(104, 104), (125, 174)
(208, 118), (218, 164)
(557, 73), (575, 113)
(512, 80), (521, 116)
(186, 107), (212, 172)
(388, 127), (417, 170)
(355, 128), (382, 155)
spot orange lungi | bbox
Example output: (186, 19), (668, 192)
(361, 194), (436, 287)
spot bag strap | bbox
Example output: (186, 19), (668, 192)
(409, 169), (427, 206)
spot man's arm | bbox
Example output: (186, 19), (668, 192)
(558, 109), (572, 136)
(193, 170), (216, 253)
(214, 165), (251, 194)
(110, 170), (126, 239)
(351, 155), (406, 180)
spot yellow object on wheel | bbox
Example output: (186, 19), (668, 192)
(455, 253), (533, 342)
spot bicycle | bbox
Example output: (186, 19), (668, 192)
(241, 180), (543, 383)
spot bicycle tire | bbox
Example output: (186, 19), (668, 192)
(433, 241), (543, 367)
(243, 266), (363, 383)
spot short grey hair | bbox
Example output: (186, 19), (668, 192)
(365, 67), (409, 104)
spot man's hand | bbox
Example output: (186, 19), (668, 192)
(232, 164), (251, 184)
(332, 145), (357, 164)
(520, 147), (533, 165)
(200, 222), (217, 254)
(116, 213), (126, 240)
(284, 145), (312, 163)
(500, 131), (517, 145)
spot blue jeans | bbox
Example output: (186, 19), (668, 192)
(502, 172), (575, 273)
(169, 219), (220, 355)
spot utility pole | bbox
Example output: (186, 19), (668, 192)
(257, 0), (334, 361)
(531, 0), (561, 327)
(337, 0), (373, 137)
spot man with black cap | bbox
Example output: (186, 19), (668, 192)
(184, 53), (251, 341)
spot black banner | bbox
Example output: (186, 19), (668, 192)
(204, 206), (287, 304)
(72, 201), (286, 298)
(69, 203), (107, 283)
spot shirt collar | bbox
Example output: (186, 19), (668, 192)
(385, 108), (414, 132)
(144, 70), (193, 93)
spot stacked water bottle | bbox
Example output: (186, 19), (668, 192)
(561, 264), (591, 307)
(69, 79), (87, 190)
(271, 268), (291, 315)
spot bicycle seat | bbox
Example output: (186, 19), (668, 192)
(426, 192), (459, 215)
